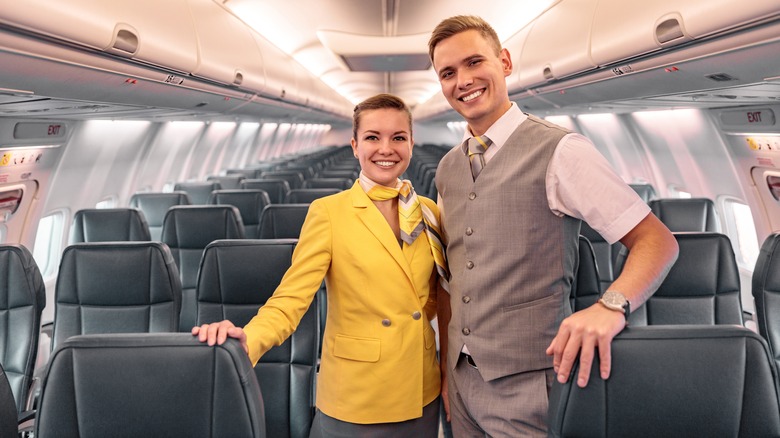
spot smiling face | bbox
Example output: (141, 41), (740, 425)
(351, 107), (413, 186)
(432, 29), (513, 136)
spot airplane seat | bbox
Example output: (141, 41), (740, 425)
(209, 190), (271, 239)
(35, 333), (266, 438)
(580, 222), (624, 293)
(548, 325), (780, 437)
(259, 171), (305, 190)
(196, 239), (318, 438)
(241, 179), (291, 204)
(629, 183), (657, 203)
(649, 198), (721, 232)
(284, 188), (340, 204)
(0, 363), (18, 438)
(207, 175), (246, 190)
(618, 232), (742, 326)
(303, 178), (353, 190)
(316, 169), (359, 180)
(129, 192), (192, 241)
(0, 244), (45, 414)
(258, 204), (310, 239)
(571, 236), (602, 312)
(225, 168), (257, 180)
(51, 242), (182, 350)
(69, 208), (152, 243)
(173, 181), (222, 205)
(752, 233), (780, 369)
(160, 205), (245, 331)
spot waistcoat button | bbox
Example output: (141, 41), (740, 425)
(462, 328), (471, 335)
(468, 192), (477, 200)
(462, 296), (471, 303)
(466, 261), (474, 269)
(465, 227), (473, 236)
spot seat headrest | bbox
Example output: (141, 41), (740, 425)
(649, 198), (720, 232)
(161, 205), (246, 247)
(69, 208), (151, 243)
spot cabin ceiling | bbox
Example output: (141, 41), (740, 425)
(224, 0), (553, 109)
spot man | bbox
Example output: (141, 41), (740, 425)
(429, 15), (679, 437)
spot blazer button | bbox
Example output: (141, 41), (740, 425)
(466, 261), (474, 269)
(412, 311), (422, 320)
(462, 296), (471, 303)
(465, 227), (473, 236)
(382, 319), (391, 327)
(468, 192), (477, 200)
(462, 328), (471, 335)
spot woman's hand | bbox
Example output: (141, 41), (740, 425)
(192, 320), (249, 355)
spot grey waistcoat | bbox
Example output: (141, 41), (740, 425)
(436, 114), (581, 381)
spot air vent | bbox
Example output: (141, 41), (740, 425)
(706, 73), (739, 82)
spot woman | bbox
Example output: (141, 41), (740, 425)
(193, 93), (448, 436)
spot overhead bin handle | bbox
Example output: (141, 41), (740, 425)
(233, 70), (244, 86)
(106, 23), (140, 57)
(654, 13), (688, 45)
(543, 65), (555, 82)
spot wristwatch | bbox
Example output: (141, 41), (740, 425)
(599, 290), (630, 321)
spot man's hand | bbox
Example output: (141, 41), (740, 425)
(192, 320), (249, 355)
(545, 303), (626, 387)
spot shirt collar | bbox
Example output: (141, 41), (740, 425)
(460, 102), (527, 152)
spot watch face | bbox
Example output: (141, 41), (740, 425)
(603, 291), (626, 307)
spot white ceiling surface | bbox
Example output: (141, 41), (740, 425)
(225, 0), (553, 108)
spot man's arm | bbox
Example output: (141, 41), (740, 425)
(545, 213), (678, 387)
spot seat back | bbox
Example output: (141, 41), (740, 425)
(36, 333), (266, 438)
(173, 181), (222, 204)
(317, 169), (358, 180)
(579, 223), (624, 293)
(129, 192), (191, 241)
(548, 325), (780, 437)
(207, 175), (245, 190)
(209, 190), (271, 239)
(303, 178), (352, 190)
(284, 188), (340, 204)
(161, 205), (245, 331)
(69, 208), (151, 243)
(196, 239), (318, 438)
(259, 171), (305, 190)
(571, 236), (602, 312)
(258, 205), (310, 239)
(752, 233), (780, 369)
(241, 179), (291, 204)
(0, 363), (17, 438)
(0, 244), (45, 413)
(621, 232), (742, 326)
(629, 183), (656, 203)
(52, 242), (182, 350)
(649, 198), (721, 232)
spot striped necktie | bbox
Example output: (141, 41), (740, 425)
(464, 135), (492, 181)
(358, 173), (450, 290)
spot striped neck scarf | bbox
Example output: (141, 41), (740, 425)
(358, 172), (450, 290)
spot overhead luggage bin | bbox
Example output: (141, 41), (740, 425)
(187, 0), (265, 91)
(590, 0), (780, 67)
(0, 0), (199, 74)
(513, 0), (599, 89)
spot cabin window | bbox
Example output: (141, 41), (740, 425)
(667, 185), (691, 198)
(162, 182), (176, 192)
(33, 210), (66, 276)
(721, 197), (759, 269)
(768, 175), (780, 201)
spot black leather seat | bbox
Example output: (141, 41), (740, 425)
(69, 208), (151, 243)
(0, 244), (45, 413)
(579, 223), (624, 293)
(35, 333), (266, 438)
(161, 205), (245, 331)
(571, 236), (602, 312)
(207, 175), (245, 190)
(209, 190), (271, 239)
(649, 198), (721, 232)
(620, 232), (742, 326)
(548, 325), (780, 437)
(51, 242), (182, 350)
(284, 188), (340, 204)
(752, 233), (780, 369)
(303, 178), (352, 190)
(317, 169), (358, 180)
(0, 363), (18, 438)
(129, 191), (191, 241)
(241, 179), (291, 204)
(258, 204), (310, 239)
(259, 171), (305, 190)
(196, 239), (319, 438)
(173, 181), (222, 204)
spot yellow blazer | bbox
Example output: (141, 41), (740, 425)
(243, 182), (441, 424)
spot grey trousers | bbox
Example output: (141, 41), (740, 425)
(448, 353), (554, 437)
(309, 396), (441, 438)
